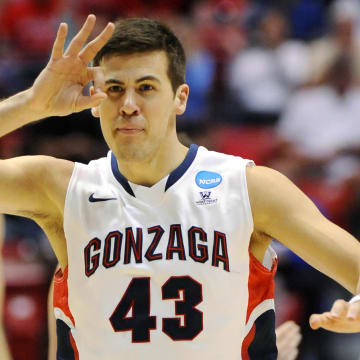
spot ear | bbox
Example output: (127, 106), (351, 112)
(175, 84), (189, 115)
(89, 86), (100, 118)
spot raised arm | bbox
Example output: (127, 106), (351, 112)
(0, 14), (114, 215)
(0, 15), (114, 266)
(247, 165), (360, 332)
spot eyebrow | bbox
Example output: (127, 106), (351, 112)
(105, 76), (161, 85)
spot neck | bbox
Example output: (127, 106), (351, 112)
(116, 137), (189, 187)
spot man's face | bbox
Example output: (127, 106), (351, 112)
(94, 51), (187, 163)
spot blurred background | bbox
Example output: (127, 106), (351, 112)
(0, 0), (360, 358)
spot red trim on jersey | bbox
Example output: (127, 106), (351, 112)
(70, 332), (80, 360)
(246, 251), (277, 323)
(53, 266), (76, 327)
(241, 324), (256, 360)
(241, 251), (277, 357)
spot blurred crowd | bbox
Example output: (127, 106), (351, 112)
(1, 0), (360, 359)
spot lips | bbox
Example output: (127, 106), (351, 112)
(115, 125), (145, 134)
(115, 117), (145, 134)
(117, 128), (144, 134)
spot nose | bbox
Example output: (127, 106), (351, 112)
(120, 89), (140, 117)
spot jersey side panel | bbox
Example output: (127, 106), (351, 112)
(53, 267), (79, 359)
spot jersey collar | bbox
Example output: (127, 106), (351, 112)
(111, 144), (199, 197)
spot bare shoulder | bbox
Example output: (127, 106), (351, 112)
(245, 165), (318, 230)
(245, 165), (289, 217)
(246, 165), (289, 191)
(246, 165), (309, 205)
(11, 155), (74, 188)
(245, 166), (286, 257)
(246, 166), (310, 201)
(3, 154), (74, 176)
(22, 155), (74, 213)
(28, 155), (74, 182)
(0, 155), (74, 219)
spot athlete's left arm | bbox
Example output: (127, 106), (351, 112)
(246, 165), (360, 333)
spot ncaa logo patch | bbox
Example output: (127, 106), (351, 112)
(195, 171), (222, 189)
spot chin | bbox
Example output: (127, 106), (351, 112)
(114, 144), (153, 163)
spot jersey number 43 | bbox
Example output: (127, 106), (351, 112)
(109, 276), (203, 342)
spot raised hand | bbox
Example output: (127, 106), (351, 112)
(28, 14), (114, 118)
(310, 299), (360, 333)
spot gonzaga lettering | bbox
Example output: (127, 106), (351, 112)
(84, 225), (230, 276)
(54, 145), (278, 359)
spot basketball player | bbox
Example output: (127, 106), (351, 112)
(0, 215), (12, 360)
(0, 15), (359, 359)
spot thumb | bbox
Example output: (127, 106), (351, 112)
(309, 314), (321, 330)
(76, 92), (107, 112)
(87, 66), (105, 94)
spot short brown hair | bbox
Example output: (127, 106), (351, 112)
(93, 18), (186, 93)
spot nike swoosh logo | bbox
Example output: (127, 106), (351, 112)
(89, 193), (117, 202)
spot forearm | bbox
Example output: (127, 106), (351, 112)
(0, 89), (42, 137)
(282, 216), (360, 294)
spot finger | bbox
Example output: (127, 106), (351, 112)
(79, 22), (115, 65)
(329, 299), (348, 319)
(347, 301), (360, 320)
(65, 14), (96, 57)
(51, 22), (68, 60)
(88, 67), (105, 92)
(75, 92), (107, 113)
(309, 312), (330, 330)
(309, 312), (360, 332)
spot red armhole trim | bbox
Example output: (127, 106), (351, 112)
(241, 324), (256, 360)
(70, 332), (79, 360)
(246, 251), (278, 323)
(53, 266), (76, 327)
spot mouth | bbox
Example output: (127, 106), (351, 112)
(116, 128), (144, 134)
(115, 123), (145, 135)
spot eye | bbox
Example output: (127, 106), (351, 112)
(107, 85), (123, 93)
(139, 83), (155, 92)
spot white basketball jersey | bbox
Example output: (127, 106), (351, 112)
(54, 145), (277, 360)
